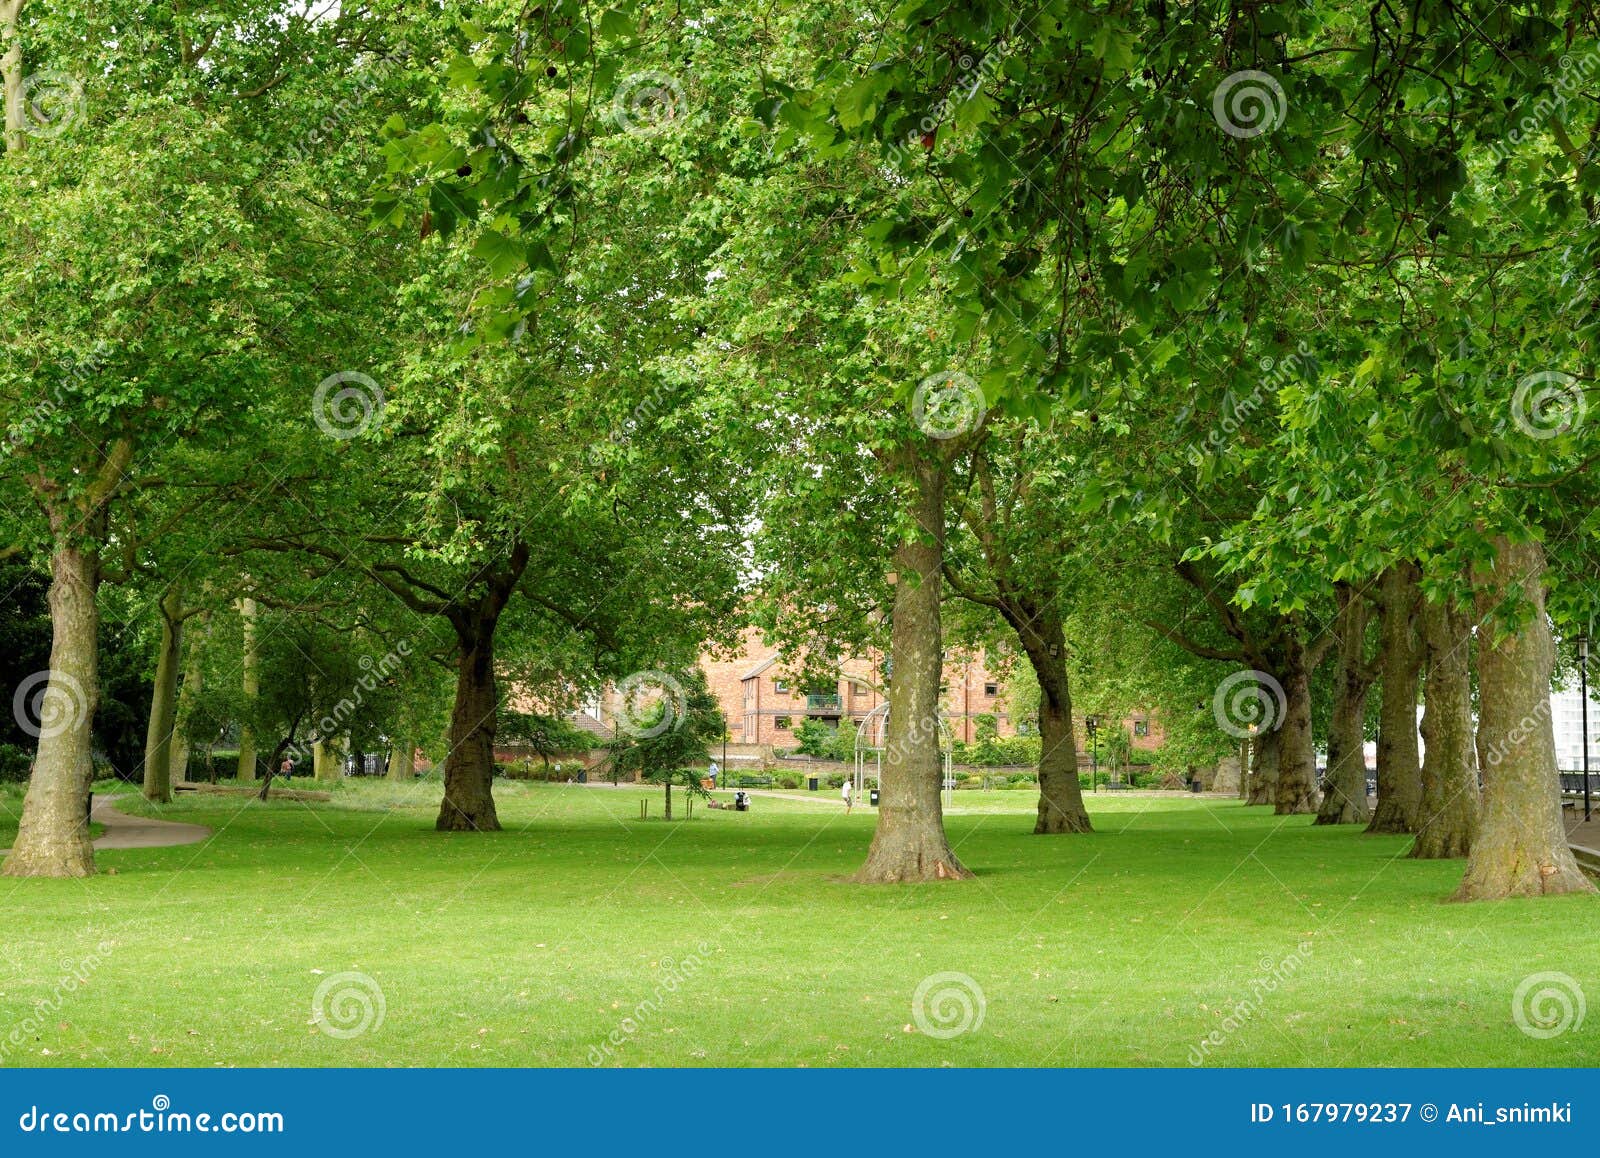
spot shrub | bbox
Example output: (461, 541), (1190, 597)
(793, 719), (835, 758)
(824, 773), (846, 789)
(774, 772), (802, 789)
(0, 744), (32, 783)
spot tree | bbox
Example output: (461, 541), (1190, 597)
(604, 669), (724, 821)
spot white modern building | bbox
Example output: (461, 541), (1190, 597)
(1551, 684), (1600, 771)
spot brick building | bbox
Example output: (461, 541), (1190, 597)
(699, 628), (1012, 751)
(571, 628), (1166, 767)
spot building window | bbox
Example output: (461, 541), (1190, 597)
(774, 716), (792, 730)
(1134, 719), (1149, 737)
(774, 679), (789, 693)
(984, 683), (998, 696)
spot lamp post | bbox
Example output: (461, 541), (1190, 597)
(1579, 633), (1591, 823)
(1086, 715), (1100, 793)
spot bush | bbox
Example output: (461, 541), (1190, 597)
(0, 743), (32, 783)
(824, 773), (846, 789)
(774, 772), (802, 789)
(952, 735), (1041, 767)
(793, 719), (834, 758)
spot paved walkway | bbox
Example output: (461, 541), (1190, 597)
(1, 795), (211, 855)
(1565, 806), (1600, 854)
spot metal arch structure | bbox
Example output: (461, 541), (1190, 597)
(852, 702), (957, 804)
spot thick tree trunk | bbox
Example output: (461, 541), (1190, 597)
(1017, 606), (1090, 834)
(387, 736), (414, 781)
(169, 611), (207, 786)
(1034, 683), (1091, 833)
(1274, 639), (1318, 814)
(1247, 727), (1279, 805)
(1316, 585), (1374, 825)
(1453, 538), (1593, 899)
(237, 596), (259, 782)
(854, 454), (971, 882)
(436, 619), (502, 832)
(1368, 564), (1423, 834)
(141, 588), (185, 803)
(3, 543), (99, 878)
(1411, 594), (1479, 859)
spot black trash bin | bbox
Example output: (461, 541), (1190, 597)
(577, 770), (588, 784)
(869, 788), (880, 806)
(1189, 779), (1202, 793)
(808, 776), (819, 791)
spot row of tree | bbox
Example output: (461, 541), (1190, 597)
(3, 1), (1598, 904)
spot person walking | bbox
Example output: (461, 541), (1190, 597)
(841, 779), (853, 813)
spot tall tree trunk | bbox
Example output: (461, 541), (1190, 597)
(2, 543), (99, 877)
(1316, 584), (1375, 825)
(1412, 594), (1479, 859)
(1274, 638), (1318, 814)
(1013, 603), (1090, 834)
(314, 738), (342, 781)
(387, 736), (414, 781)
(854, 454), (971, 882)
(1453, 538), (1594, 899)
(663, 780), (672, 821)
(141, 587), (184, 803)
(1, 0), (26, 155)
(236, 596), (259, 782)
(1247, 726), (1279, 805)
(436, 615), (502, 832)
(169, 610), (207, 786)
(1368, 563), (1423, 834)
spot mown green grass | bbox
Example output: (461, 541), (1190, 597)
(1, 778), (1596, 1068)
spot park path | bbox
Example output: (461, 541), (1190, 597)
(0, 795), (211, 855)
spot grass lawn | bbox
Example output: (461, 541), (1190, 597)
(1, 779), (1596, 1067)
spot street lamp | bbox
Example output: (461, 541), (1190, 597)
(1578, 633), (1591, 823)
(1085, 715), (1100, 794)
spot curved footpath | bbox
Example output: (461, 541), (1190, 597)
(0, 795), (211, 855)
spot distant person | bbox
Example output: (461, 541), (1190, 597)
(841, 779), (853, 813)
(280, 757), (295, 779)
(707, 759), (720, 787)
